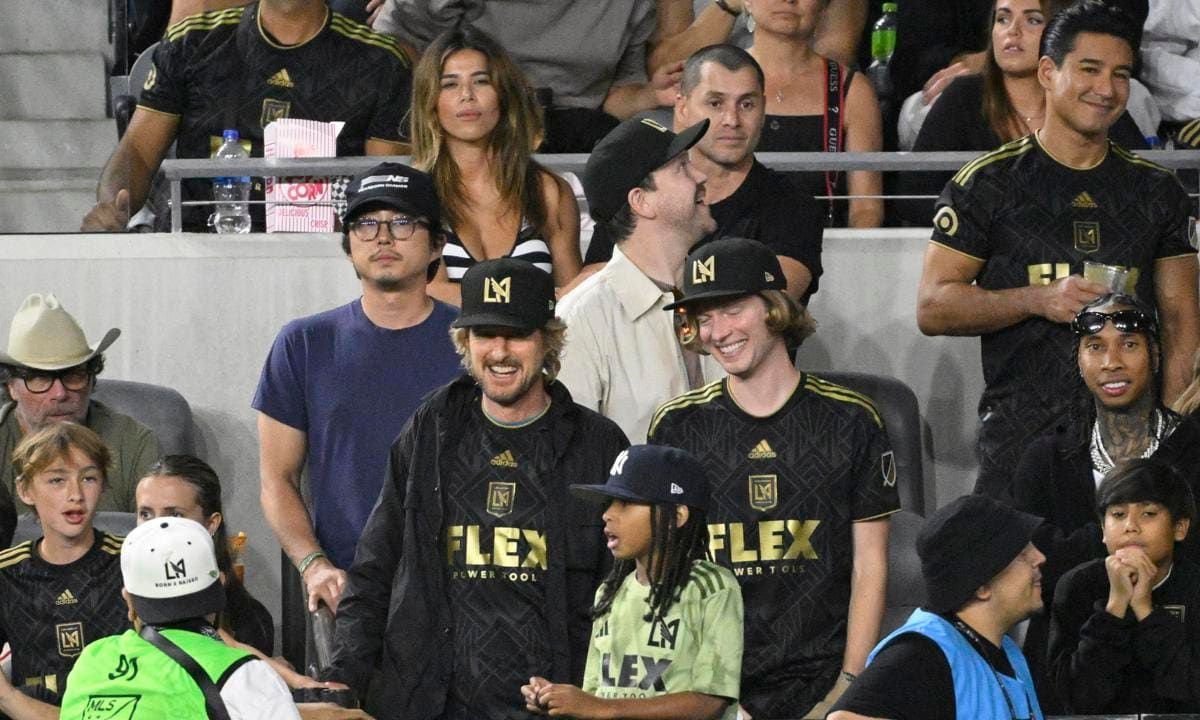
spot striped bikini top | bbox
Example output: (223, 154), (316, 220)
(441, 218), (553, 282)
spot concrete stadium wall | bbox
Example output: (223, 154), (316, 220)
(0, 228), (984, 639)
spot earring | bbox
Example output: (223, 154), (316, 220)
(747, 11), (756, 33)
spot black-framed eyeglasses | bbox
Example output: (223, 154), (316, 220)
(1071, 309), (1156, 336)
(15, 367), (92, 394)
(348, 216), (427, 241)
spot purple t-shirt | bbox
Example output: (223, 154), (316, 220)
(253, 298), (461, 569)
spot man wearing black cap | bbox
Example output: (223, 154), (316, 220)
(648, 237), (899, 719)
(557, 116), (725, 443)
(254, 162), (461, 614)
(327, 258), (629, 719)
(829, 494), (1047, 720)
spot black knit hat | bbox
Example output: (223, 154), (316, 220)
(917, 494), (1043, 613)
(453, 258), (556, 331)
(663, 237), (786, 311)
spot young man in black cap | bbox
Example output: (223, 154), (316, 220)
(327, 258), (629, 720)
(557, 116), (724, 443)
(648, 237), (899, 719)
(829, 494), (1047, 720)
(254, 162), (461, 614)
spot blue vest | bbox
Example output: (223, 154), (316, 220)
(868, 609), (1043, 720)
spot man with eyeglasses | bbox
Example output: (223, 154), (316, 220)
(0, 293), (162, 530)
(254, 162), (461, 614)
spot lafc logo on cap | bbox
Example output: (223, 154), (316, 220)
(164, 558), (187, 580)
(692, 256), (716, 284)
(484, 276), (512, 303)
(640, 118), (669, 133)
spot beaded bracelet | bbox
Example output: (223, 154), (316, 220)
(297, 550), (327, 575)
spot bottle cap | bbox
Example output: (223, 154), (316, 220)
(223, 129), (240, 142)
(882, 2), (897, 11)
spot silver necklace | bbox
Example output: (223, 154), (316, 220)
(1090, 409), (1168, 474)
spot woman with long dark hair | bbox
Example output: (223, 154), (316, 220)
(135, 455), (273, 656)
(897, 0), (1145, 223)
(410, 26), (581, 305)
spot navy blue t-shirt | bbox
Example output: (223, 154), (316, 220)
(253, 298), (461, 568)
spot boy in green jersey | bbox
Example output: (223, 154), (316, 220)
(523, 444), (744, 720)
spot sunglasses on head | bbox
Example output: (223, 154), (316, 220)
(1071, 309), (1156, 336)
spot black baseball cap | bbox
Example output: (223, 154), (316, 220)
(343, 162), (440, 227)
(664, 237), (786, 311)
(452, 258), (556, 331)
(571, 444), (709, 510)
(583, 118), (710, 224)
(917, 494), (1043, 613)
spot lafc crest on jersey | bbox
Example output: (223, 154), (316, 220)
(487, 481), (516, 517)
(749, 474), (778, 512)
(57, 622), (83, 657)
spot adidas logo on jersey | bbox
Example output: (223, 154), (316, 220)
(490, 450), (518, 468)
(1071, 191), (1098, 209)
(55, 589), (78, 606)
(267, 68), (295, 88)
(748, 439), (777, 459)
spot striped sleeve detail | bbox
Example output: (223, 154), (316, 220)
(647, 380), (725, 438)
(928, 240), (985, 263)
(165, 7), (245, 41)
(329, 16), (408, 64)
(952, 136), (1034, 186)
(1111, 144), (1170, 174)
(689, 561), (736, 599)
(804, 375), (884, 428)
(99, 532), (125, 556)
(0, 541), (33, 570)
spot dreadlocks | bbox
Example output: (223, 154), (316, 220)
(591, 504), (710, 627)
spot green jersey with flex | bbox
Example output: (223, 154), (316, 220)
(584, 560), (742, 720)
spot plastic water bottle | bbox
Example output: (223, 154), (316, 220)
(867, 2), (898, 104)
(210, 129), (251, 234)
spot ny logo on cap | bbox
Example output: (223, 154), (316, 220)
(164, 558), (187, 580)
(610, 450), (629, 476)
(692, 256), (716, 284)
(640, 118), (669, 133)
(483, 277), (512, 304)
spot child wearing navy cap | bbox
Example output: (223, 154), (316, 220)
(522, 444), (744, 719)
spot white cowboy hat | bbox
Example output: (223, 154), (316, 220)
(0, 293), (120, 371)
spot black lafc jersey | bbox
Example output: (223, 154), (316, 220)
(648, 375), (900, 717)
(138, 1), (411, 228)
(441, 402), (556, 718)
(932, 135), (1196, 410)
(0, 530), (127, 701)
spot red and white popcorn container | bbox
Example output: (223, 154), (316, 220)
(264, 119), (344, 232)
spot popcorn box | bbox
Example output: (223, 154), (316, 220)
(264, 119), (344, 232)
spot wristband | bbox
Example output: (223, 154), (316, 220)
(714, 0), (739, 17)
(297, 550), (327, 575)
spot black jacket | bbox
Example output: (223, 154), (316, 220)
(326, 375), (628, 719)
(1050, 557), (1200, 713)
